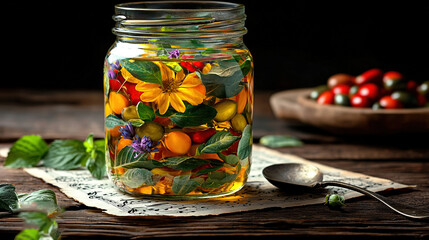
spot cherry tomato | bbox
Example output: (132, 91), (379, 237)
(350, 94), (371, 108)
(357, 83), (380, 100)
(417, 94), (427, 107)
(406, 80), (418, 93)
(327, 73), (354, 88)
(332, 84), (351, 95)
(354, 68), (383, 85)
(383, 71), (403, 82)
(317, 91), (335, 105)
(379, 95), (403, 109)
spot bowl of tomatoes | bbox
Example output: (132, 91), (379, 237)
(270, 69), (429, 135)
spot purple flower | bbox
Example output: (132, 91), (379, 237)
(168, 49), (180, 59)
(108, 69), (116, 79)
(131, 136), (158, 156)
(119, 123), (134, 139)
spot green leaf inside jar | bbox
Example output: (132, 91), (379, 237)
(121, 168), (154, 189)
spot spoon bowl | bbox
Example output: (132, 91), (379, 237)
(262, 163), (322, 190)
(262, 163), (429, 219)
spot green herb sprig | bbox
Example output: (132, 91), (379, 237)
(0, 183), (62, 240)
(4, 133), (106, 179)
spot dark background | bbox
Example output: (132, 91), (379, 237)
(5, 1), (429, 91)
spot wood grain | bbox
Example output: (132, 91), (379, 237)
(1, 89), (429, 239)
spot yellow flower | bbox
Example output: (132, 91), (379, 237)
(135, 62), (206, 115)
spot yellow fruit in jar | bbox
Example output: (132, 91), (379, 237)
(105, 103), (113, 117)
(231, 114), (247, 132)
(165, 131), (192, 155)
(109, 92), (130, 115)
(213, 99), (238, 122)
(117, 138), (133, 152)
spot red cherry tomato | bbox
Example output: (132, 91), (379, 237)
(357, 83), (380, 100)
(332, 84), (351, 95)
(379, 96), (403, 109)
(350, 94), (371, 108)
(417, 94), (427, 107)
(383, 71), (403, 83)
(317, 91), (335, 105)
(355, 68), (383, 85)
(406, 80), (418, 92)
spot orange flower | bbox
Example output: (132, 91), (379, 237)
(135, 62), (206, 115)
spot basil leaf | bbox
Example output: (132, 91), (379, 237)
(4, 135), (48, 168)
(42, 140), (88, 170)
(0, 184), (19, 213)
(198, 131), (240, 154)
(201, 60), (244, 98)
(105, 114), (126, 130)
(194, 159), (223, 176)
(18, 189), (59, 215)
(172, 174), (199, 195)
(217, 153), (239, 166)
(85, 150), (106, 180)
(259, 135), (303, 148)
(169, 104), (217, 127)
(18, 212), (60, 240)
(200, 171), (237, 189)
(163, 157), (208, 171)
(120, 59), (162, 85)
(237, 124), (252, 159)
(116, 146), (162, 170)
(240, 59), (252, 77)
(121, 168), (153, 188)
(14, 228), (41, 240)
(136, 101), (155, 121)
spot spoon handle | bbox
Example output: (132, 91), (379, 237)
(319, 181), (429, 219)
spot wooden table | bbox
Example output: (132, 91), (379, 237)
(1, 89), (428, 239)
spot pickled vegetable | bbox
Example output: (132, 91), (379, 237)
(104, 46), (253, 198)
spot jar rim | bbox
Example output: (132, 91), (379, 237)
(115, 1), (244, 12)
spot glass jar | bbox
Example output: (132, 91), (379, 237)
(104, 1), (254, 199)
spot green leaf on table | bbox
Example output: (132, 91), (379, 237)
(121, 168), (153, 188)
(14, 228), (41, 240)
(136, 102), (156, 122)
(200, 60), (244, 98)
(42, 140), (88, 170)
(237, 124), (252, 159)
(84, 149), (106, 180)
(18, 189), (60, 215)
(169, 104), (217, 127)
(120, 59), (162, 85)
(105, 114), (126, 130)
(197, 131), (240, 154)
(0, 183), (19, 213)
(200, 171), (237, 189)
(116, 146), (162, 170)
(18, 212), (60, 240)
(4, 135), (48, 168)
(172, 174), (199, 195)
(259, 135), (303, 148)
(82, 134), (106, 179)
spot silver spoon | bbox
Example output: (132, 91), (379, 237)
(262, 163), (429, 219)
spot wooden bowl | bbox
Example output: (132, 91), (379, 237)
(270, 88), (429, 135)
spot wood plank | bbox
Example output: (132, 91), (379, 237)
(1, 156), (428, 239)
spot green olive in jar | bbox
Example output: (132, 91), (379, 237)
(231, 114), (247, 132)
(135, 121), (165, 142)
(213, 100), (238, 122)
(121, 105), (139, 121)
